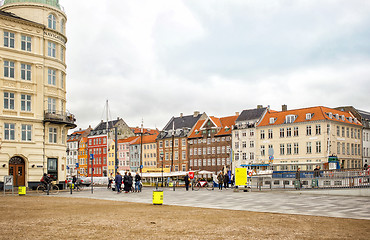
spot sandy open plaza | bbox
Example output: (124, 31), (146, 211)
(1, 187), (369, 239)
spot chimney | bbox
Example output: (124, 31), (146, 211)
(193, 111), (200, 117)
(257, 105), (263, 109)
(235, 112), (239, 116)
(180, 113), (183, 118)
(79, 128), (81, 130)
(282, 104), (287, 111)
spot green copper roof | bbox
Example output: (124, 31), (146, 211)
(3, 0), (61, 10)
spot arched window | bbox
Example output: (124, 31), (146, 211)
(60, 19), (65, 34)
(48, 14), (56, 30)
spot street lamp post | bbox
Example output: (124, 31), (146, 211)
(160, 152), (164, 187)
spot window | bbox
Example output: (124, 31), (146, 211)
(346, 127), (349, 138)
(48, 42), (56, 57)
(4, 92), (15, 110)
(61, 19), (65, 34)
(21, 124), (32, 141)
(337, 126), (340, 136)
(307, 142), (312, 154)
(47, 97), (56, 113)
(48, 69), (56, 85)
(4, 60), (15, 78)
(250, 141), (254, 148)
(342, 143), (345, 155)
(294, 143), (299, 154)
(242, 153), (247, 160)
(21, 35), (32, 51)
(48, 14), (56, 30)
(61, 46), (64, 62)
(250, 152), (254, 160)
(280, 144), (285, 155)
(21, 64), (32, 81)
(261, 145), (265, 156)
(4, 31), (15, 48)
(250, 129), (254, 136)
(342, 127), (345, 137)
(260, 130), (265, 139)
(286, 115), (296, 123)
(306, 113), (312, 120)
(306, 125), (311, 136)
(182, 151), (186, 160)
(316, 141), (321, 153)
(268, 129), (273, 139)
(286, 127), (292, 137)
(287, 144), (292, 155)
(316, 125), (321, 135)
(49, 127), (57, 143)
(280, 128), (284, 138)
(21, 94), (31, 111)
(269, 118), (275, 124)
(4, 123), (15, 140)
(294, 127), (299, 137)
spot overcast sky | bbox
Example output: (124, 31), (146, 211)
(59, 0), (370, 131)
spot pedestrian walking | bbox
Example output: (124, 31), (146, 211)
(184, 173), (190, 191)
(115, 172), (122, 193)
(217, 172), (223, 190)
(295, 168), (301, 190)
(134, 172), (141, 192)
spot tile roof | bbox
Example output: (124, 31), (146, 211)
(188, 115), (238, 138)
(117, 136), (139, 144)
(131, 132), (159, 145)
(131, 127), (159, 135)
(258, 106), (362, 127)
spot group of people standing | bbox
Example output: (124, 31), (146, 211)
(108, 172), (142, 193)
(217, 172), (234, 190)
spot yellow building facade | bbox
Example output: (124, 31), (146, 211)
(0, 0), (75, 189)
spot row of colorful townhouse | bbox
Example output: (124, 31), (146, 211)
(67, 105), (370, 177)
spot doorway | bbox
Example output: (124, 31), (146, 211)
(9, 156), (26, 187)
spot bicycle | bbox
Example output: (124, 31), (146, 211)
(192, 180), (214, 191)
(36, 183), (59, 194)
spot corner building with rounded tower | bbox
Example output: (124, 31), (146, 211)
(0, 0), (76, 190)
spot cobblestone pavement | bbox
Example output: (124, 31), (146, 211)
(47, 186), (370, 220)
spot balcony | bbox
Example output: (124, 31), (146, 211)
(44, 110), (77, 128)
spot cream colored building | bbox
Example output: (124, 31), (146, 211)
(257, 106), (362, 171)
(0, 0), (75, 189)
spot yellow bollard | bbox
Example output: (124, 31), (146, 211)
(152, 190), (163, 205)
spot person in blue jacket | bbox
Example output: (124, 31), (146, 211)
(115, 172), (123, 193)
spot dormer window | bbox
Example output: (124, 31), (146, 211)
(348, 117), (352, 123)
(269, 117), (276, 124)
(335, 114), (339, 120)
(354, 118), (358, 124)
(285, 115), (296, 124)
(341, 115), (345, 121)
(328, 112), (333, 119)
(306, 113), (312, 120)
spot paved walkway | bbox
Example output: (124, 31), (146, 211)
(48, 187), (370, 220)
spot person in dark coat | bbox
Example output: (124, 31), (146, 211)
(127, 172), (133, 192)
(223, 173), (229, 189)
(115, 172), (122, 193)
(134, 172), (141, 192)
(184, 174), (190, 191)
(217, 172), (223, 190)
(123, 172), (130, 193)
